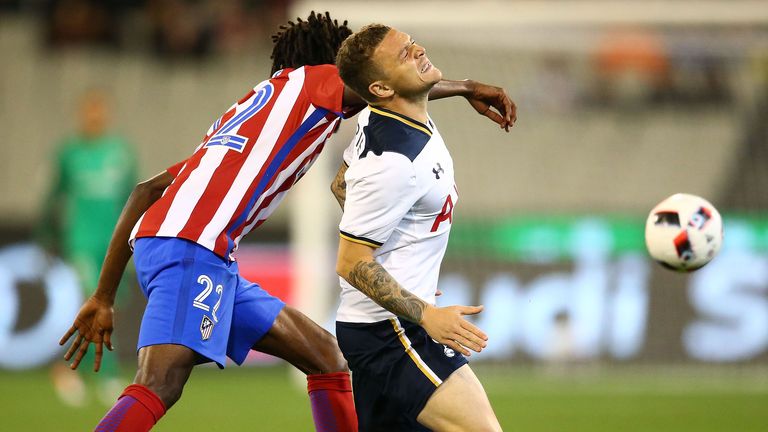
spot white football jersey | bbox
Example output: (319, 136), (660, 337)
(337, 106), (458, 323)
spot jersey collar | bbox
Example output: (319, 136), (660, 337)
(368, 106), (432, 137)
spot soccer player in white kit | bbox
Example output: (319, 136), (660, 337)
(333, 25), (506, 431)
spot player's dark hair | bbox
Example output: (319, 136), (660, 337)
(335, 24), (391, 103)
(270, 11), (353, 75)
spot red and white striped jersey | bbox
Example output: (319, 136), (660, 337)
(130, 65), (345, 260)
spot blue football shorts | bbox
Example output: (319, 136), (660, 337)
(133, 237), (285, 368)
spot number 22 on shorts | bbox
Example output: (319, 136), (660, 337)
(193, 274), (223, 323)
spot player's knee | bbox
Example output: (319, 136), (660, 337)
(303, 331), (348, 374)
(309, 342), (348, 374)
(326, 347), (349, 373)
(134, 376), (184, 409)
(133, 366), (190, 409)
(134, 344), (196, 408)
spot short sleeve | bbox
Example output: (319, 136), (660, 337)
(342, 140), (356, 167)
(303, 64), (345, 115)
(166, 159), (188, 177)
(339, 154), (420, 247)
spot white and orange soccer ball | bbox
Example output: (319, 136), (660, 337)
(645, 193), (723, 272)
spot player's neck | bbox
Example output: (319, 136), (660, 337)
(376, 95), (428, 124)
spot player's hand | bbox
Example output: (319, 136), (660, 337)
(59, 296), (115, 372)
(419, 304), (487, 356)
(465, 81), (517, 132)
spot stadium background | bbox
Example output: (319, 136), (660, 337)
(0, 0), (766, 430)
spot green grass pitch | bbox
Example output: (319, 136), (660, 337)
(2, 365), (766, 431)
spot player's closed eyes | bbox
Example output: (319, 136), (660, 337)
(401, 40), (415, 61)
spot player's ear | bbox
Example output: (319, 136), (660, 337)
(369, 81), (394, 99)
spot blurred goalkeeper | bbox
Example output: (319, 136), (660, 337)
(38, 89), (137, 407)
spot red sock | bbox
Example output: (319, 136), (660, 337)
(95, 384), (166, 432)
(307, 372), (358, 432)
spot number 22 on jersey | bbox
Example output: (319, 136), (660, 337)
(204, 83), (274, 152)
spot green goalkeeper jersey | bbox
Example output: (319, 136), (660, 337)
(40, 134), (137, 290)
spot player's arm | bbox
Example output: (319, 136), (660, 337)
(93, 170), (174, 305)
(330, 162), (348, 209)
(431, 79), (517, 131)
(336, 239), (487, 356)
(59, 169), (175, 372)
(342, 80), (516, 130)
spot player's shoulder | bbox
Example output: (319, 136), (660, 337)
(303, 64), (339, 76)
(270, 65), (343, 113)
(271, 64), (339, 81)
(360, 106), (433, 162)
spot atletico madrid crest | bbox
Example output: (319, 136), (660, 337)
(200, 315), (214, 341)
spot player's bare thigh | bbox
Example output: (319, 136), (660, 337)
(416, 364), (502, 432)
(252, 306), (348, 375)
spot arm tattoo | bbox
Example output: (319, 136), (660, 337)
(330, 163), (347, 209)
(347, 260), (427, 323)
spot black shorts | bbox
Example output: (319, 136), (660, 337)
(336, 318), (468, 432)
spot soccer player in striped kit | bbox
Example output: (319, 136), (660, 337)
(333, 25), (505, 431)
(58, 12), (515, 432)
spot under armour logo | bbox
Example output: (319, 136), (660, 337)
(432, 163), (444, 179)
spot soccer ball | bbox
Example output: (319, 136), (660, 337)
(645, 193), (723, 272)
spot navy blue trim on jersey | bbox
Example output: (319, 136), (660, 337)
(340, 230), (383, 248)
(369, 106), (432, 135)
(360, 107), (431, 162)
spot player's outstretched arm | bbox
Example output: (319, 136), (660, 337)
(59, 169), (174, 372)
(330, 162), (348, 210)
(336, 238), (488, 356)
(430, 80), (517, 131)
(342, 80), (516, 131)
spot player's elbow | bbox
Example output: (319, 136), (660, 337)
(134, 171), (174, 201)
(335, 254), (360, 282)
(133, 180), (161, 204)
(330, 181), (344, 205)
(337, 240), (375, 282)
(335, 258), (350, 281)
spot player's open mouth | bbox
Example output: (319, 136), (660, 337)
(421, 61), (432, 73)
